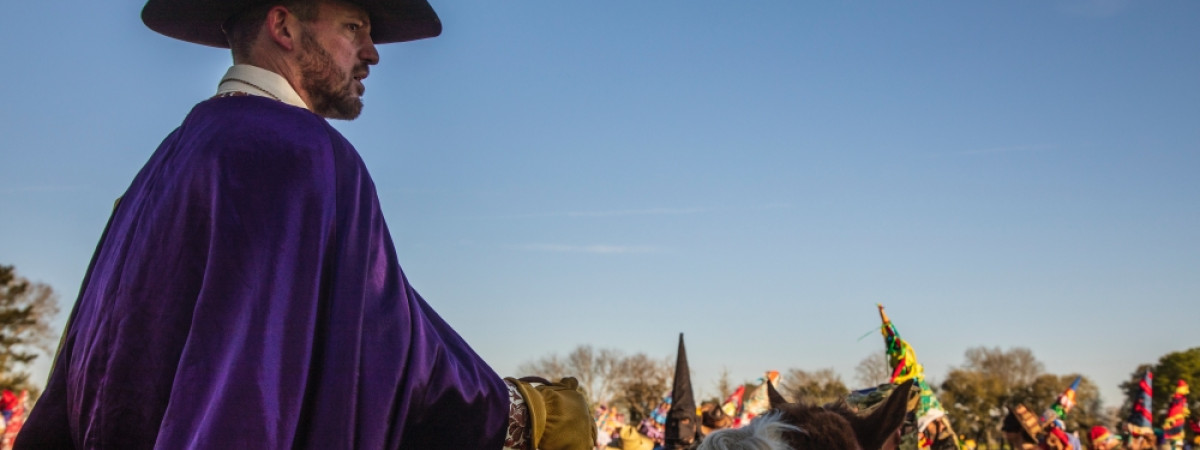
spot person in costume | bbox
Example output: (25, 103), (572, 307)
(1123, 371), (1156, 450)
(698, 402), (732, 438)
(15, 1), (595, 449)
(876, 304), (961, 450)
(1037, 377), (1085, 450)
(1090, 426), (1123, 450)
(664, 334), (700, 450)
(1160, 380), (1189, 450)
(1002, 406), (1040, 450)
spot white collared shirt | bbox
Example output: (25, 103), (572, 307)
(216, 64), (309, 111)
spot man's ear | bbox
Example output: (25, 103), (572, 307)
(264, 5), (299, 51)
(853, 379), (914, 450)
(767, 380), (789, 408)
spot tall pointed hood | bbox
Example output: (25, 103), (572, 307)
(1042, 376), (1082, 423)
(876, 304), (959, 450)
(1162, 380), (1190, 445)
(665, 333), (698, 449)
(1125, 370), (1154, 437)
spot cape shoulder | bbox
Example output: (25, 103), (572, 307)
(182, 95), (344, 159)
(156, 96), (368, 200)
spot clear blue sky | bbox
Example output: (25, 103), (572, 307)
(2, 0), (1197, 409)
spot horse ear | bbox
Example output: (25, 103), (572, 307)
(767, 380), (789, 408)
(853, 379), (915, 450)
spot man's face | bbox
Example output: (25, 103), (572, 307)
(1124, 435), (1152, 450)
(297, 1), (379, 120)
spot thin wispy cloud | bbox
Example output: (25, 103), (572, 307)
(1057, 0), (1131, 18)
(508, 244), (662, 254)
(0, 185), (87, 194)
(747, 202), (793, 211)
(495, 203), (791, 220)
(956, 144), (1057, 156)
(500, 207), (710, 219)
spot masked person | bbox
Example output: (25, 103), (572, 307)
(15, 1), (594, 449)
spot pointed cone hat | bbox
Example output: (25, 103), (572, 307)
(665, 333), (698, 448)
(1041, 376), (1081, 423)
(1125, 370), (1154, 436)
(1163, 380), (1190, 443)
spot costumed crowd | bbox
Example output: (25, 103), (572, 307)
(589, 306), (1199, 450)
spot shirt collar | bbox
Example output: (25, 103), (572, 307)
(217, 64), (309, 110)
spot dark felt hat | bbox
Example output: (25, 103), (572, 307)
(142, 0), (441, 48)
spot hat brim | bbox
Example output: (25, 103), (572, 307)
(142, 0), (441, 48)
(1011, 404), (1043, 440)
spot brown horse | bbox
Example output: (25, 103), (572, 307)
(698, 379), (914, 450)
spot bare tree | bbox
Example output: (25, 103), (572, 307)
(779, 368), (849, 407)
(517, 353), (568, 380)
(0, 265), (61, 392)
(854, 351), (891, 389)
(962, 346), (1043, 389)
(568, 345), (624, 406)
(713, 366), (734, 402)
(518, 345), (626, 406)
(610, 353), (673, 422)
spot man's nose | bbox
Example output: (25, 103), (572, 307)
(361, 37), (379, 65)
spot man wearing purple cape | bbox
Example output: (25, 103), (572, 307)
(16, 0), (595, 448)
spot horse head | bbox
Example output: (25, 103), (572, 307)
(700, 379), (913, 450)
(765, 378), (913, 450)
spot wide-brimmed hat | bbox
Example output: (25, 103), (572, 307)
(1010, 404), (1043, 441)
(142, 0), (441, 48)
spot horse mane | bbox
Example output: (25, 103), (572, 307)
(768, 400), (867, 449)
(700, 379), (913, 450)
(698, 412), (804, 450)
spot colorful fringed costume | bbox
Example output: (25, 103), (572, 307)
(1125, 370), (1155, 439)
(1162, 380), (1189, 448)
(1036, 376), (1082, 449)
(877, 304), (959, 450)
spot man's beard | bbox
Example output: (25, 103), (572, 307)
(299, 32), (365, 120)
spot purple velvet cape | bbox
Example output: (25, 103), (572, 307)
(17, 96), (509, 449)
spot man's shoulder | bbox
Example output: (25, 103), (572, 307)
(189, 95), (326, 135)
(179, 96), (353, 157)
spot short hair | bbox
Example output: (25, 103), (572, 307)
(224, 1), (319, 61)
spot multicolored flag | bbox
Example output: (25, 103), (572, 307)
(1125, 370), (1154, 438)
(650, 394), (671, 426)
(1162, 380), (1189, 448)
(739, 369), (777, 420)
(877, 304), (959, 450)
(720, 385), (744, 420)
(735, 371), (780, 427)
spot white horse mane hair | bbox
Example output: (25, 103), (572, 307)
(698, 412), (806, 450)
